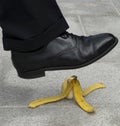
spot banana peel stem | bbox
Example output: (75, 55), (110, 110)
(28, 76), (106, 113)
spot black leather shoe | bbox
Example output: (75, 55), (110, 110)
(11, 31), (118, 79)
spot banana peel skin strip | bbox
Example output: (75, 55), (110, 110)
(28, 76), (106, 113)
(82, 83), (106, 97)
(73, 79), (94, 113)
(28, 79), (74, 108)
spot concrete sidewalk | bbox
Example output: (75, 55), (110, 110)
(0, 0), (120, 126)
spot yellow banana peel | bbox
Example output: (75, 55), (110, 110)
(28, 75), (106, 113)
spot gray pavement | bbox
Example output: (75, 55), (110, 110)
(0, 0), (120, 126)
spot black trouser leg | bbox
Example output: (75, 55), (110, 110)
(0, 0), (69, 52)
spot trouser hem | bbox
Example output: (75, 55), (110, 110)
(3, 17), (69, 52)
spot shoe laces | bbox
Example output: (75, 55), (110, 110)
(59, 31), (77, 39)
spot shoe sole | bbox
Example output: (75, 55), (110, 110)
(18, 37), (118, 79)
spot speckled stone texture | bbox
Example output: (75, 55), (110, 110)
(0, 0), (120, 126)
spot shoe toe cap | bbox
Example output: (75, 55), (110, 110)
(94, 33), (118, 54)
